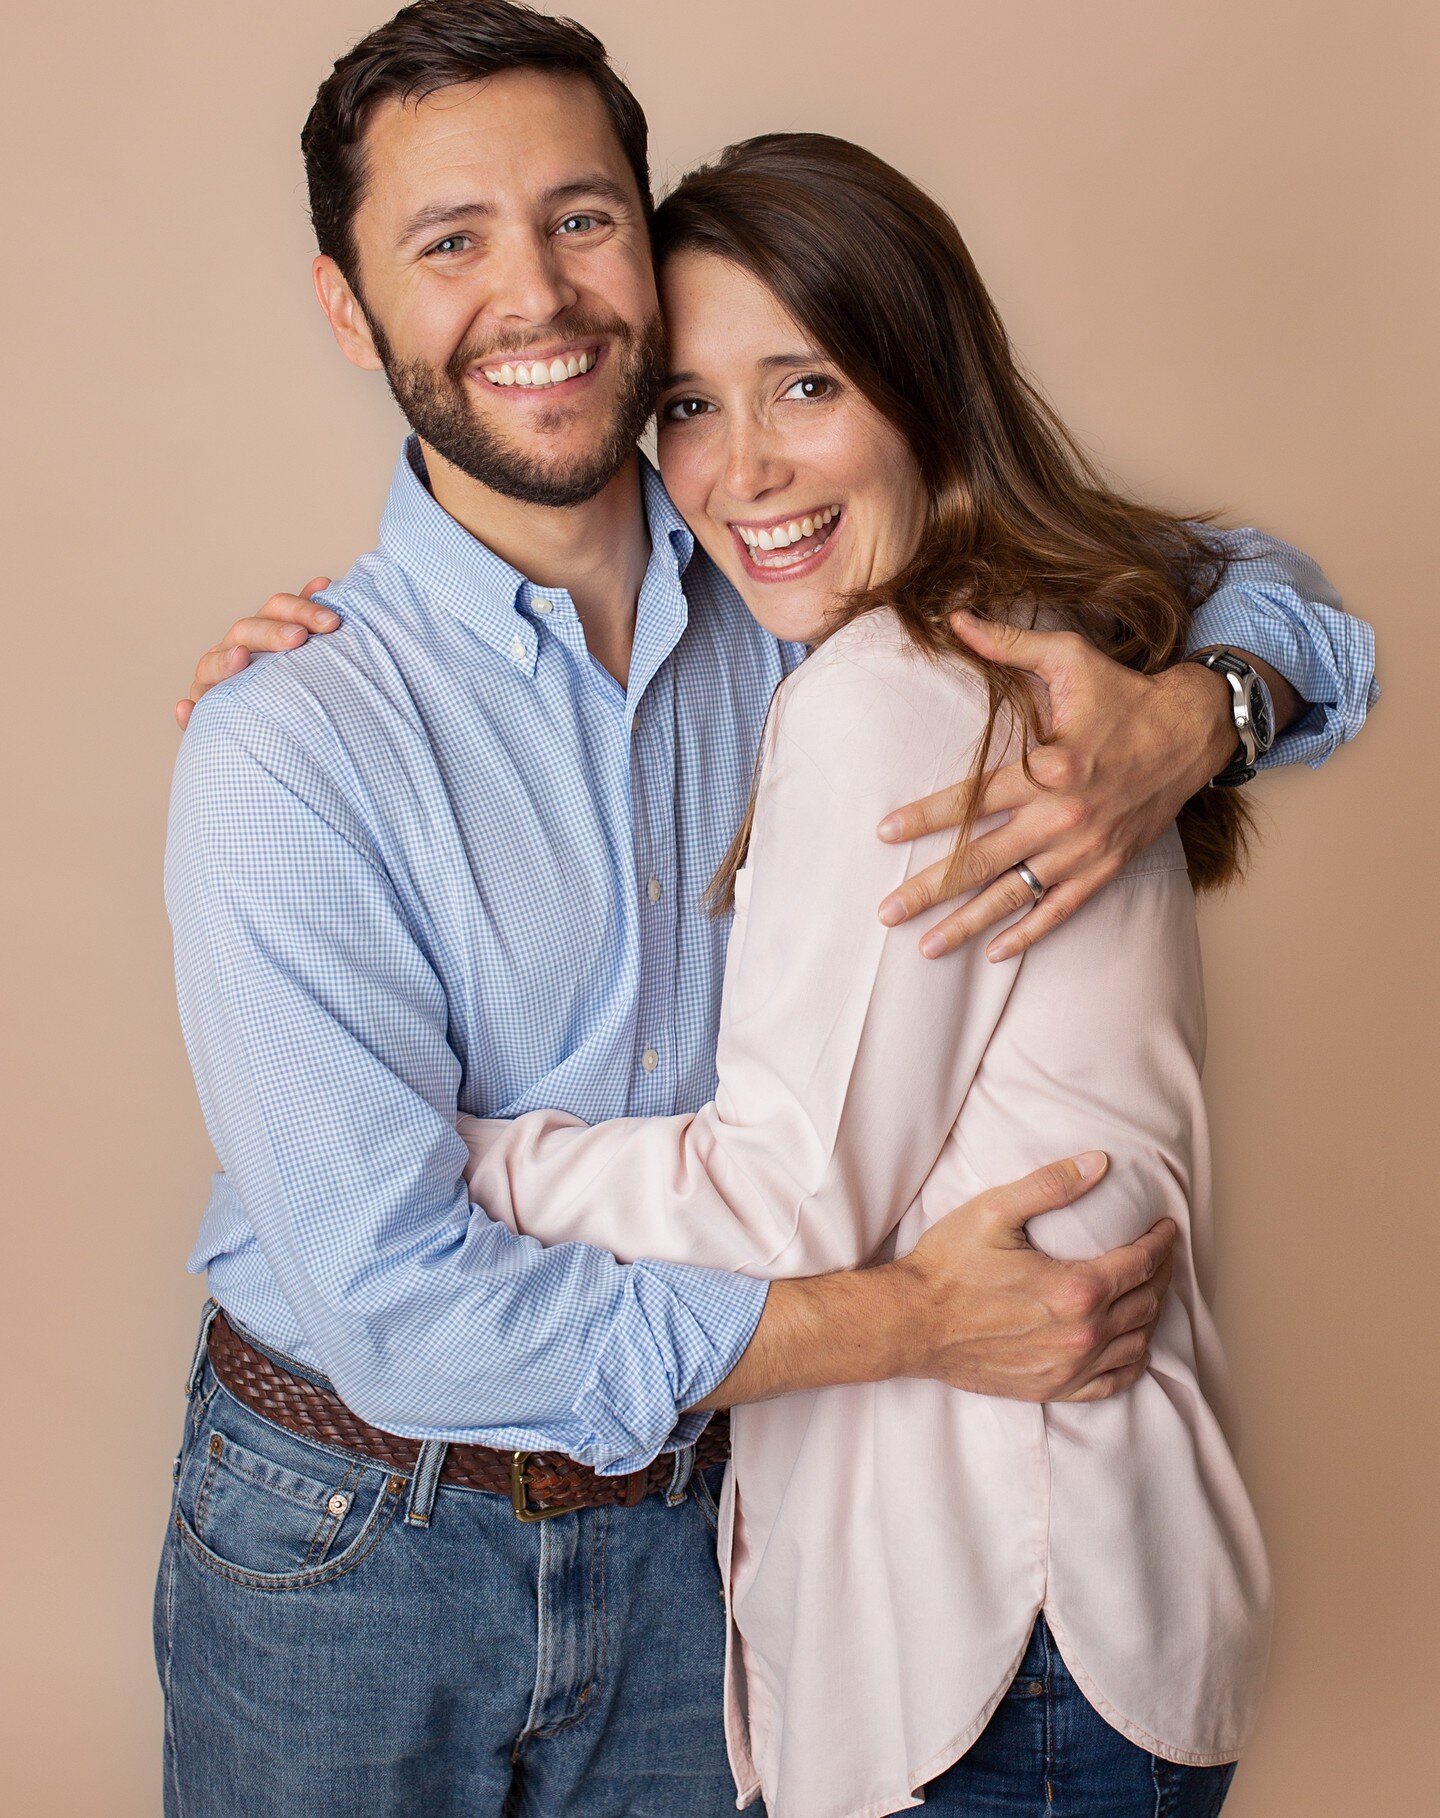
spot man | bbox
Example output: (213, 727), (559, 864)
(160, 3), (1376, 1813)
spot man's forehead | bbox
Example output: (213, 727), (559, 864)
(359, 70), (633, 216)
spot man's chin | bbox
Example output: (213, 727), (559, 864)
(428, 434), (632, 509)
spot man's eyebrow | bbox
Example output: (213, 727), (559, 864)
(540, 175), (634, 211)
(398, 176), (634, 248)
(398, 200), (493, 246)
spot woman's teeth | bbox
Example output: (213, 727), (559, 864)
(735, 506), (840, 564)
(481, 351), (594, 389)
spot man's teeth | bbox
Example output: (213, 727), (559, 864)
(482, 351), (594, 388)
(736, 506), (839, 554)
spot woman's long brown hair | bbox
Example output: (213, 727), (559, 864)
(652, 133), (1250, 912)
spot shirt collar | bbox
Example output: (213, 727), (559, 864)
(376, 437), (696, 681)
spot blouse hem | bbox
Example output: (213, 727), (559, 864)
(738, 1600), (1249, 1818)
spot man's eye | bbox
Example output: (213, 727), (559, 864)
(782, 374), (834, 401)
(428, 235), (471, 257)
(556, 214), (601, 235)
(662, 397), (714, 422)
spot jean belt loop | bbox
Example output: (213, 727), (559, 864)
(186, 1300), (223, 1397)
(404, 1438), (449, 1527)
(664, 1442), (698, 1507)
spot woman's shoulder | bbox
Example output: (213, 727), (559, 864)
(781, 607), (987, 723)
(768, 608), (996, 794)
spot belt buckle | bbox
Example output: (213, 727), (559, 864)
(509, 1451), (588, 1523)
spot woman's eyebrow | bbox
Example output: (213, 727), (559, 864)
(757, 349), (826, 369)
(662, 350), (828, 388)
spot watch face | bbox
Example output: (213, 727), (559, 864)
(1247, 676), (1274, 752)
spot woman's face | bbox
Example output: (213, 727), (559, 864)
(655, 252), (928, 644)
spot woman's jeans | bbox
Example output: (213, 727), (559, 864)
(155, 1307), (1237, 1816)
(921, 1616), (1238, 1816)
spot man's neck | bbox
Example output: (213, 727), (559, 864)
(420, 439), (651, 688)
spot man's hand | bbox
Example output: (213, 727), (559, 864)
(696, 1152), (1174, 1411)
(893, 1152), (1174, 1403)
(174, 579), (339, 729)
(875, 611), (1247, 962)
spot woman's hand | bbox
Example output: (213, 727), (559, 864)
(174, 578), (340, 729)
(876, 611), (1244, 961)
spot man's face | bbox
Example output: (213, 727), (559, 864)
(327, 68), (662, 507)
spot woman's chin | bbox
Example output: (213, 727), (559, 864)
(726, 565), (835, 644)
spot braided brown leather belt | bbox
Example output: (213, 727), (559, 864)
(206, 1307), (730, 1520)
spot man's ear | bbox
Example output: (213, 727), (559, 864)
(313, 255), (383, 372)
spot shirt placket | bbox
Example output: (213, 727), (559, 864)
(628, 663), (680, 1116)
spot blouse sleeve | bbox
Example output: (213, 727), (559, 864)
(457, 623), (1027, 1279)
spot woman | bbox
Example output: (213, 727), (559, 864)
(450, 135), (1269, 1818)
(195, 135), (1268, 1817)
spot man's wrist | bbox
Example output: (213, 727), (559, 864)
(691, 1260), (925, 1409)
(1157, 661), (1237, 794)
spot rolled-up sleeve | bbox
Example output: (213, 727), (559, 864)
(1186, 526), (1379, 768)
(166, 693), (766, 1473)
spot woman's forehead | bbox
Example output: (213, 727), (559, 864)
(660, 252), (810, 368)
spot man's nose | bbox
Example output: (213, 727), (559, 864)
(488, 229), (579, 328)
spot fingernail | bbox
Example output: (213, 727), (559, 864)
(987, 941), (1013, 963)
(876, 815), (901, 840)
(315, 608), (340, 629)
(282, 625), (306, 644)
(878, 898), (904, 926)
(1075, 1150), (1106, 1180)
(919, 932), (945, 959)
(952, 607), (978, 623)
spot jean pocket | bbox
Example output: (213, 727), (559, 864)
(690, 1462), (726, 1536)
(1152, 1756), (1238, 1818)
(175, 1403), (402, 1589)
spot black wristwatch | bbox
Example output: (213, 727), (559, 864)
(1187, 647), (1275, 787)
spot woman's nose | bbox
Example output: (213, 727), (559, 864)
(723, 423), (791, 503)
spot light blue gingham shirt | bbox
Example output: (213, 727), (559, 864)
(167, 439), (1376, 1472)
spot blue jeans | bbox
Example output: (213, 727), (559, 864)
(155, 1309), (1238, 1816)
(154, 1305), (756, 1816)
(921, 1615), (1239, 1816)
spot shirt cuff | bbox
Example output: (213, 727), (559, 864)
(572, 1262), (769, 1474)
(1186, 592), (1379, 771)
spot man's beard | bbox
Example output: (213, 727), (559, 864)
(369, 309), (664, 508)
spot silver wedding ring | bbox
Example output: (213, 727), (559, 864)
(1014, 861), (1046, 903)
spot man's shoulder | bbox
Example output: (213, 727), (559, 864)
(183, 550), (429, 761)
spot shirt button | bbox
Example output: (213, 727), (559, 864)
(511, 633), (526, 662)
(647, 878), (662, 903)
(534, 598), (553, 616)
(640, 1048), (659, 1073)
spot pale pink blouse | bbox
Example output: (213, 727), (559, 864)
(459, 610), (1271, 1818)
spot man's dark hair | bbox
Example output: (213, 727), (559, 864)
(302, 0), (652, 289)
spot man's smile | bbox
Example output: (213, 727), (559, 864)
(475, 342), (604, 391)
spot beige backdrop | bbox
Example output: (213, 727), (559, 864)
(3, 2), (1436, 1812)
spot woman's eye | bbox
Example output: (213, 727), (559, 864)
(783, 374), (834, 401)
(556, 214), (601, 235)
(662, 397), (715, 422)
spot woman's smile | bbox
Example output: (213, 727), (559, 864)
(728, 505), (844, 582)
